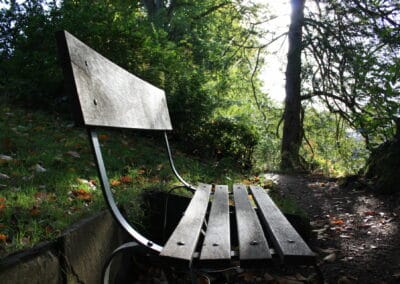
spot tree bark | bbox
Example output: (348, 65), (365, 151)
(280, 0), (305, 171)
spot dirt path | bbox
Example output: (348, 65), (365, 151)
(265, 173), (400, 284)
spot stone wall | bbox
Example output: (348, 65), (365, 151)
(0, 211), (128, 284)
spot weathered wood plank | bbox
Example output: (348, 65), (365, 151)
(233, 184), (271, 266)
(57, 30), (172, 130)
(200, 185), (230, 264)
(160, 183), (211, 265)
(250, 185), (315, 264)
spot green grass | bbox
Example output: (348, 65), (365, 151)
(0, 103), (246, 257)
(0, 103), (307, 258)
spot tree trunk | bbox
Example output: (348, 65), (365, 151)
(280, 0), (305, 171)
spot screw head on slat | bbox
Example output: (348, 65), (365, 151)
(147, 241), (153, 247)
(212, 243), (219, 247)
(93, 99), (98, 106)
(177, 241), (185, 246)
(287, 239), (295, 243)
(250, 240), (258, 246)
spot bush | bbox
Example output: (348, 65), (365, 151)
(182, 117), (259, 169)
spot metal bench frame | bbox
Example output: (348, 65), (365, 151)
(56, 30), (321, 283)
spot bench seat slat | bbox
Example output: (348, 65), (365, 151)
(250, 185), (315, 264)
(200, 185), (230, 264)
(233, 184), (271, 266)
(160, 183), (211, 265)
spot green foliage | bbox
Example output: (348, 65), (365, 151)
(0, 0), (265, 168)
(0, 0), (63, 106)
(301, 108), (368, 176)
(303, 0), (400, 148)
(186, 116), (259, 169)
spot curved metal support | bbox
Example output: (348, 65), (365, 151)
(102, 241), (140, 284)
(163, 131), (196, 193)
(88, 129), (162, 253)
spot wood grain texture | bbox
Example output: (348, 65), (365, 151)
(250, 185), (315, 264)
(60, 31), (172, 130)
(200, 185), (230, 263)
(233, 184), (271, 265)
(160, 183), (211, 265)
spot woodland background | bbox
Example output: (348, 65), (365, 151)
(0, 0), (399, 261)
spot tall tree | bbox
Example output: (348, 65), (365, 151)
(280, 0), (306, 171)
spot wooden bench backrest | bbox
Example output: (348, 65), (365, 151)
(56, 30), (172, 130)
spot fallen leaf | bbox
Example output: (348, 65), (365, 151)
(149, 177), (161, 183)
(0, 233), (7, 242)
(319, 247), (337, 254)
(338, 276), (355, 284)
(45, 225), (54, 235)
(71, 189), (93, 201)
(30, 205), (40, 216)
(0, 173), (10, 179)
(0, 198), (6, 212)
(34, 192), (48, 201)
(331, 219), (345, 225)
(120, 176), (133, 183)
(35, 164), (47, 173)
(339, 234), (352, 238)
(0, 154), (13, 164)
(111, 179), (121, 186)
(98, 134), (109, 141)
(323, 253), (336, 262)
(66, 151), (80, 158)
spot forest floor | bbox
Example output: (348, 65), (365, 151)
(134, 174), (400, 284)
(268, 173), (400, 284)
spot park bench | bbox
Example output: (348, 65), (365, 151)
(56, 30), (320, 283)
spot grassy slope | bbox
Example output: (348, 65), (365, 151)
(0, 103), (306, 258)
(0, 103), (247, 257)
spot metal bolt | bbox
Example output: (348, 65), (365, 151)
(177, 241), (185, 246)
(93, 99), (98, 106)
(147, 241), (153, 247)
(250, 240), (258, 246)
(287, 239), (295, 243)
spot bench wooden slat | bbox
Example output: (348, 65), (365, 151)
(233, 184), (271, 266)
(160, 183), (211, 265)
(57, 30), (172, 130)
(200, 185), (230, 264)
(250, 185), (315, 264)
